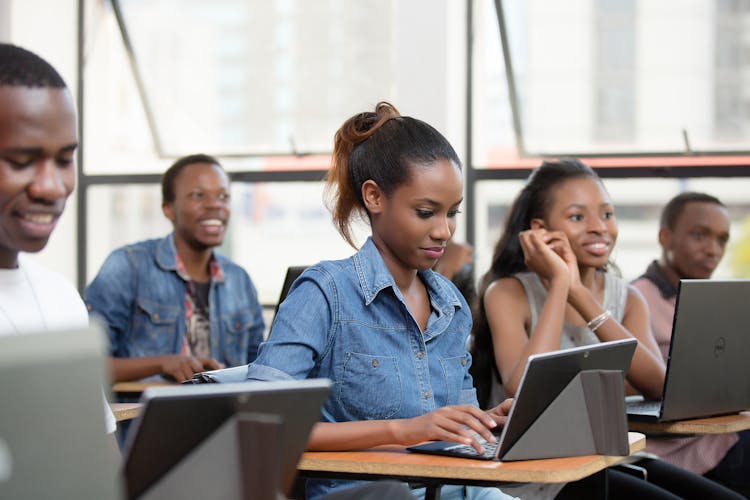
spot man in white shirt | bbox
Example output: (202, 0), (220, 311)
(0, 42), (116, 435)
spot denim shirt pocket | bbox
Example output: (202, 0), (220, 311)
(338, 352), (403, 420)
(133, 298), (181, 355)
(220, 310), (254, 366)
(439, 354), (470, 406)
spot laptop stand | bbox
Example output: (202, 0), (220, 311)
(137, 412), (286, 500)
(503, 370), (629, 461)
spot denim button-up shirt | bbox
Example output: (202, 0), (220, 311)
(85, 234), (264, 369)
(247, 238), (477, 498)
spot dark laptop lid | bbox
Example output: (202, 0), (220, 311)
(497, 338), (636, 458)
(407, 339), (636, 461)
(660, 279), (750, 421)
(123, 379), (330, 499)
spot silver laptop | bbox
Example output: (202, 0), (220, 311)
(408, 338), (636, 461)
(122, 379), (331, 500)
(0, 325), (122, 500)
(627, 279), (750, 422)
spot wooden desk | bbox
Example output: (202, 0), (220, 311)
(629, 411), (750, 435)
(111, 381), (173, 395)
(298, 432), (644, 492)
(111, 402), (143, 422)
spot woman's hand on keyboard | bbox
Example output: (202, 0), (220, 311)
(486, 398), (514, 428)
(396, 404), (498, 454)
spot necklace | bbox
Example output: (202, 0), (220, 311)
(0, 264), (48, 335)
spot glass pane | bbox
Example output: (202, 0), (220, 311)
(473, 177), (750, 285)
(498, 0), (750, 155)
(86, 185), (172, 282)
(85, 0), (467, 163)
(83, 2), (165, 175)
(471, 0), (518, 168)
(228, 182), (369, 304)
(86, 181), (370, 305)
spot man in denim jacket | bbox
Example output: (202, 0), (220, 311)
(85, 154), (264, 382)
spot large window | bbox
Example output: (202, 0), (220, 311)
(475, 0), (750, 157)
(80, 0), (468, 302)
(79, 0), (750, 305)
(469, 0), (750, 285)
(83, 0), (467, 174)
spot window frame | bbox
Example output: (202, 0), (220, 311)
(75, 0), (750, 295)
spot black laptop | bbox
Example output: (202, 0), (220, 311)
(122, 379), (330, 499)
(627, 279), (750, 422)
(408, 339), (636, 461)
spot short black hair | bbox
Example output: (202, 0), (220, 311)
(0, 43), (67, 88)
(161, 153), (223, 204)
(660, 192), (725, 230)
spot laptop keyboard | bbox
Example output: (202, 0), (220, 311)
(440, 438), (499, 459)
(627, 400), (661, 414)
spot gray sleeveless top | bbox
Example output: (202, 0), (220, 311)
(487, 272), (629, 500)
(487, 271), (627, 408)
(515, 271), (628, 349)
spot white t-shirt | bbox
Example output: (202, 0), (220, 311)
(0, 255), (117, 434)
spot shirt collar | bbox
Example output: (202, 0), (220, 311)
(638, 260), (678, 299)
(157, 233), (225, 283)
(353, 237), (462, 314)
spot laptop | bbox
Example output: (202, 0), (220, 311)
(627, 279), (750, 422)
(122, 378), (330, 500)
(0, 325), (123, 500)
(408, 338), (636, 461)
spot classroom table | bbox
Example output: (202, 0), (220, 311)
(106, 401), (644, 498)
(297, 432), (645, 500)
(628, 411), (750, 435)
(111, 402), (143, 422)
(111, 381), (174, 395)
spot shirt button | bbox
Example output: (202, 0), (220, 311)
(235, 322), (241, 329)
(460, 357), (467, 366)
(372, 359), (379, 368)
(424, 391), (431, 399)
(153, 313), (159, 321)
(417, 351), (424, 359)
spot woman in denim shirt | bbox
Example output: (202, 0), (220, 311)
(246, 103), (516, 500)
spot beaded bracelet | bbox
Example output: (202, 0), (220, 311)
(586, 310), (612, 332)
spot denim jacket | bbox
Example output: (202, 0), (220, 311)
(85, 234), (264, 368)
(246, 237), (478, 498)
